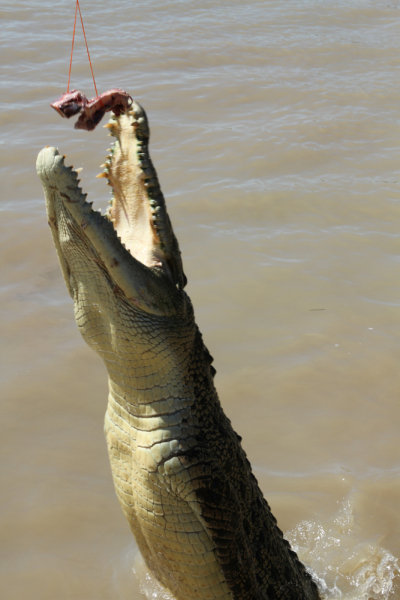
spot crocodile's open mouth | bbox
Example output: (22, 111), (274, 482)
(37, 102), (186, 316)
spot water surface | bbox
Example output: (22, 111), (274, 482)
(1, 1), (400, 598)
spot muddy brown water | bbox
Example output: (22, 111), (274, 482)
(1, 1), (400, 598)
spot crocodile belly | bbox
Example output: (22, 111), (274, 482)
(104, 388), (232, 600)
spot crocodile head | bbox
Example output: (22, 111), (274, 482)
(37, 100), (320, 600)
(37, 102), (187, 320)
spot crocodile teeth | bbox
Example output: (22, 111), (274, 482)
(103, 123), (114, 130)
(96, 172), (108, 179)
(75, 167), (83, 174)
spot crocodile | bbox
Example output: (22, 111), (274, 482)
(36, 101), (320, 600)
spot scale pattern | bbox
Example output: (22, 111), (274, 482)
(36, 105), (320, 600)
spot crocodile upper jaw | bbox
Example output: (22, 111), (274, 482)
(36, 104), (186, 317)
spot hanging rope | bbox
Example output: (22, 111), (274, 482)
(67, 0), (99, 98)
(67, 1), (78, 93)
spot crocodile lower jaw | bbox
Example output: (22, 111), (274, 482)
(36, 105), (186, 316)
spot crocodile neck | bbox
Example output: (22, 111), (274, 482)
(37, 103), (320, 600)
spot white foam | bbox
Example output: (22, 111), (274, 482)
(286, 500), (399, 599)
(132, 553), (174, 600)
(125, 499), (399, 600)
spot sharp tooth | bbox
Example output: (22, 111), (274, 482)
(96, 173), (108, 179)
(75, 168), (83, 174)
(100, 163), (107, 168)
(103, 123), (114, 129)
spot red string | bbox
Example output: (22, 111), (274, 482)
(67, 1), (78, 93)
(67, 0), (99, 98)
(77, 0), (99, 97)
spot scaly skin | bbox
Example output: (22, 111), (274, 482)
(36, 102), (320, 600)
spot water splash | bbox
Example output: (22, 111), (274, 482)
(286, 500), (399, 600)
(132, 553), (174, 600)
(126, 500), (399, 600)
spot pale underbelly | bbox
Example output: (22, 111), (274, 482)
(104, 386), (232, 600)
